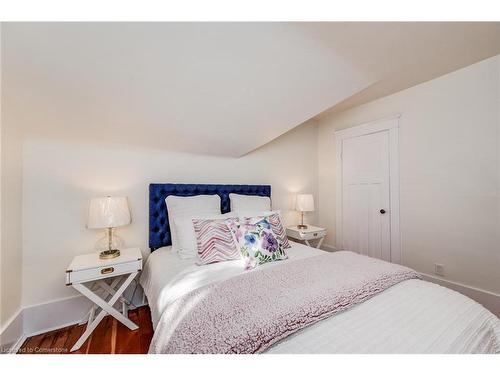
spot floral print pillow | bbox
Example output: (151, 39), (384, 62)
(243, 211), (291, 250)
(228, 217), (288, 270)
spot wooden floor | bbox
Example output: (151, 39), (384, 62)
(18, 306), (153, 354)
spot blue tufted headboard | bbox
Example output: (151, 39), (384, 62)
(149, 183), (271, 250)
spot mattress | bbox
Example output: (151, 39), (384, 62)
(140, 242), (500, 353)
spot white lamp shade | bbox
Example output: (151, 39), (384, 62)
(295, 194), (315, 212)
(87, 196), (131, 229)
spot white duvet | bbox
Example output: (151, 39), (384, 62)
(140, 243), (500, 354)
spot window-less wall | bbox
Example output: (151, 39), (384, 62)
(1, 23), (24, 346)
(318, 55), (500, 295)
(0, 113), (24, 338)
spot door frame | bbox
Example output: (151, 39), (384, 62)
(335, 115), (401, 264)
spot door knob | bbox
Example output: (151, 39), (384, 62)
(380, 209), (386, 214)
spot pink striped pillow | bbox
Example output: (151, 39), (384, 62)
(265, 212), (291, 249)
(192, 217), (241, 265)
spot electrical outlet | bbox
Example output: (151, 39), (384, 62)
(434, 263), (445, 277)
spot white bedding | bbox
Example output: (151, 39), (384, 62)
(140, 242), (500, 353)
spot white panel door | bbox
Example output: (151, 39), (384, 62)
(341, 130), (391, 261)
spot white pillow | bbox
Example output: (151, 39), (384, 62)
(165, 195), (221, 254)
(174, 212), (236, 259)
(229, 193), (271, 212)
(234, 209), (276, 218)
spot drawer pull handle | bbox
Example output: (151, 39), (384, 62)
(101, 267), (114, 275)
(313, 233), (318, 237)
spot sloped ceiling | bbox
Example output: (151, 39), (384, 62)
(300, 22), (500, 117)
(3, 22), (500, 156)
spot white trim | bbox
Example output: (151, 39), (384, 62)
(22, 293), (87, 312)
(388, 125), (401, 264)
(420, 273), (500, 317)
(23, 291), (147, 338)
(23, 295), (92, 337)
(334, 114), (401, 139)
(0, 307), (22, 336)
(335, 115), (402, 264)
(0, 309), (24, 354)
(335, 136), (343, 251)
(0, 283), (147, 350)
(321, 243), (337, 252)
(7, 334), (27, 354)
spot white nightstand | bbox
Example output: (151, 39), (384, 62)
(66, 247), (142, 352)
(286, 225), (327, 249)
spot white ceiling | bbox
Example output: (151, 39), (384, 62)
(300, 22), (500, 117)
(3, 22), (500, 156)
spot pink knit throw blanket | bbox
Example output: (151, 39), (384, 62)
(149, 251), (420, 354)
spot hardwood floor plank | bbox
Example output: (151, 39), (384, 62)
(139, 306), (153, 336)
(87, 315), (113, 354)
(139, 307), (154, 354)
(65, 324), (87, 354)
(19, 334), (44, 354)
(51, 328), (70, 354)
(115, 308), (142, 354)
(17, 306), (154, 355)
(111, 319), (117, 354)
(37, 331), (59, 354)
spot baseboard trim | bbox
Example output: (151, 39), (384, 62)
(0, 308), (24, 354)
(420, 273), (500, 317)
(8, 334), (27, 354)
(23, 295), (93, 337)
(321, 243), (337, 252)
(24, 295), (148, 338)
(1, 284), (147, 350)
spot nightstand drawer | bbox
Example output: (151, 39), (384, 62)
(297, 230), (327, 240)
(66, 259), (142, 285)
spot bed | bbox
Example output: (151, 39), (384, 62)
(141, 183), (500, 354)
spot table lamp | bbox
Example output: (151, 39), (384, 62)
(87, 196), (131, 259)
(295, 194), (314, 229)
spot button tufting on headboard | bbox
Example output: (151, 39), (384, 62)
(149, 183), (271, 251)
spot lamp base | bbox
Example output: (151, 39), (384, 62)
(99, 249), (121, 260)
(95, 228), (125, 252)
(297, 224), (308, 229)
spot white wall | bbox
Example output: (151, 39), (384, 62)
(21, 121), (319, 307)
(0, 125), (23, 329)
(1, 21), (24, 340)
(318, 55), (500, 294)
